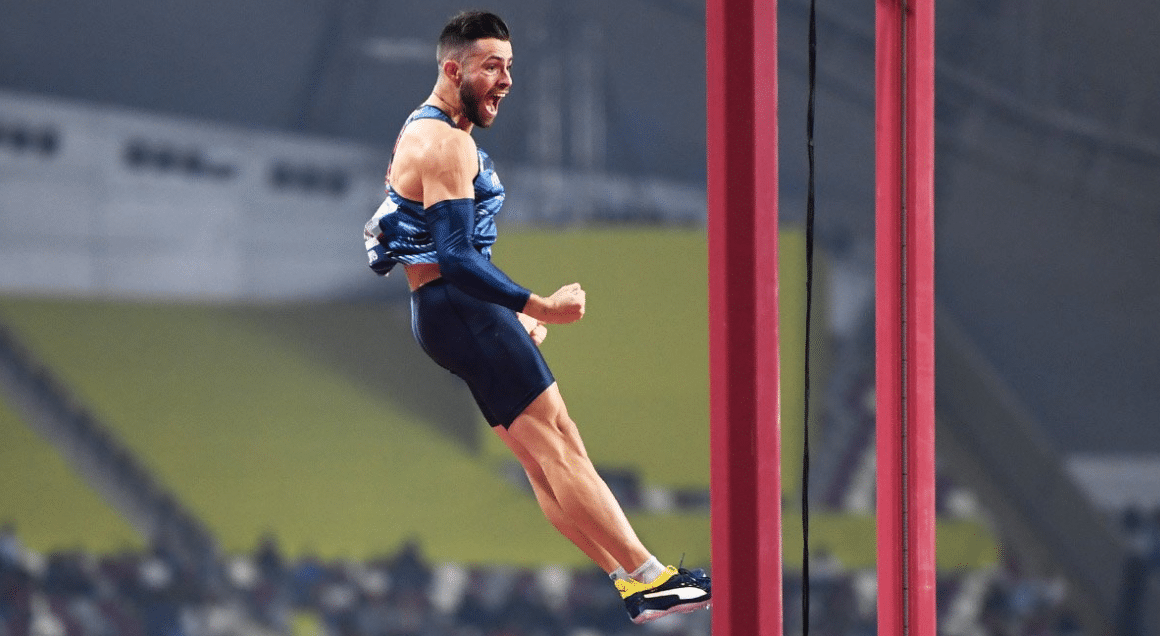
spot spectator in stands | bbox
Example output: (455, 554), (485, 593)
(360, 10), (710, 624)
(387, 538), (431, 595)
(1149, 507), (1160, 573)
(254, 533), (285, 584)
(0, 523), (26, 570)
(1117, 507), (1150, 636)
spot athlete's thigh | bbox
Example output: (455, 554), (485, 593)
(412, 280), (554, 426)
(507, 383), (590, 460)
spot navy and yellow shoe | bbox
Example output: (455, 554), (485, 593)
(615, 566), (712, 624)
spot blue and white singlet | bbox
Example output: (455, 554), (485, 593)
(364, 105), (506, 276)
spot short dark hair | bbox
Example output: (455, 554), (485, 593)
(437, 11), (510, 62)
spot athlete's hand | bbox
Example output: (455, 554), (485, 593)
(516, 312), (548, 346)
(525, 283), (586, 324)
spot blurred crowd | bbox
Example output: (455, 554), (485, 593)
(0, 526), (709, 636)
(0, 523), (1111, 636)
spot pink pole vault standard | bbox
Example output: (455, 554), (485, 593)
(875, 1), (936, 635)
(707, 0), (782, 635)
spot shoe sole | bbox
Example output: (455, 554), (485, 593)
(632, 598), (712, 624)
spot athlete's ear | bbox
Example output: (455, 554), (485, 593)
(442, 59), (462, 85)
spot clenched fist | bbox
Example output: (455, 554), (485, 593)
(523, 282), (586, 324)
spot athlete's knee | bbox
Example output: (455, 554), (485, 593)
(512, 412), (588, 468)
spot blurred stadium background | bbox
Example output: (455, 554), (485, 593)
(1, 1), (1158, 635)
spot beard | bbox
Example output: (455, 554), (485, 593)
(459, 83), (496, 129)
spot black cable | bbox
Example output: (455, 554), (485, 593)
(802, 0), (818, 633)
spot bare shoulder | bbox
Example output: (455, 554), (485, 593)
(412, 123), (478, 204)
(392, 121), (477, 202)
(395, 120), (473, 165)
(420, 123), (477, 171)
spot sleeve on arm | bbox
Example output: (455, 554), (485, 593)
(425, 198), (531, 312)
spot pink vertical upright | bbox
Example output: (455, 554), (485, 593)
(875, 1), (937, 635)
(707, 0), (782, 635)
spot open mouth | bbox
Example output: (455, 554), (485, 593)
(486, 92), (506, 114)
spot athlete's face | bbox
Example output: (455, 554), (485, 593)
(458, 38), (513, 129)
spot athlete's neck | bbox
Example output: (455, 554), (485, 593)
(426, 90), (472, 133)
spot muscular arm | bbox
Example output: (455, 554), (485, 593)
(420, 129), (584, 323)
(426, 197), (531, 312)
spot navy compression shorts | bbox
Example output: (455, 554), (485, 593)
(410, 279), (555, 428)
